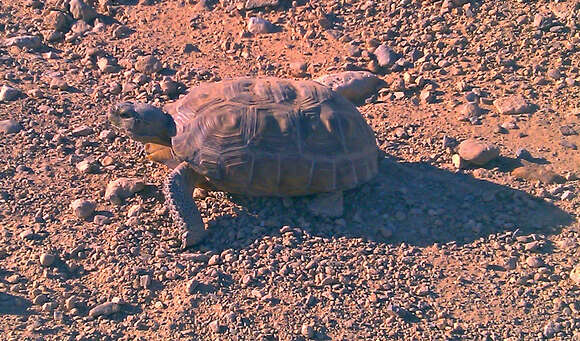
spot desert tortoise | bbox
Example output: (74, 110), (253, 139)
(109, 77), (379, 248)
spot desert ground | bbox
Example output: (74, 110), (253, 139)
(0, 0), (580, 340)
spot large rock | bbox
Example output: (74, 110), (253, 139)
(247, 17), (274, 34)
(69, 0), (98, 22)
(4, 35), (42, 50)
(315, 71), (386, 103)
(105, 178), (145, 204)
(494, 95), (535, 115)
(457, 139), (499, 166)
(0, 86), (22, 101)
(374, 43), (398, 67)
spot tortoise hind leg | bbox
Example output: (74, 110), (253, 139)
(307, 191), (344, 217)
(164, 162), (208, 248)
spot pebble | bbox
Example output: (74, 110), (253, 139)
(543, 321), (560, 338)
(290, 62), (308, 77)
(50, 78), (69, 91)
(70, 199), (96, 219)
(314, 71), (384, 103)
(493, 95), (535, 115)
(301, 324), (315, 338)
(559, 125), (577, 136)
(4, 35), (42, 49)
(186, 279), (200, 294)
(76, 159), (99, 174)
(457, 139), (499, 166)
(88, 302), (120, 318)
(0, 85), (22, 101)
(0, 119), (22, 134)
(39, 253), (56, 267)
(209, 320), (223, 333)
(247, 17), (274, 34)
(135, 55), (162, 74)
(105, 178), (145, 204)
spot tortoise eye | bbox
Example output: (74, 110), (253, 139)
(119, 108), (133, 119)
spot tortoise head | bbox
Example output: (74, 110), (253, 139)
(109, 102), (176, 146)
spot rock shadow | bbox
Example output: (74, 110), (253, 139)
(198, 157), (573, 252)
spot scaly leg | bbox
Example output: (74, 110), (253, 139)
(164, 162), (209, 248)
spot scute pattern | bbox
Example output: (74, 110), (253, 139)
(167, 77), (378, 196)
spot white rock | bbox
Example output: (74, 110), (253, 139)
(39, 253), (56, 267)
(494, 95), (535, 115)
(4, 35), (42, 49)
(571, 264), (580, 285)
(247, 17), (273, 34)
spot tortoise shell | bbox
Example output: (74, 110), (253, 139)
(165, 77), (378, 196)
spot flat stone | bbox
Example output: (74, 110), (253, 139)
(245, 0), (279, 9)
(494, 95), (535, 115)
(314, 71), (385, 103)
(0, 119), (22, 134)
(457, 139), (499, 166)
(105, 178), (145, 204)
(4, 35), (42, 49)
(457, 102), (481, 121)
(88, 302), (119, 318)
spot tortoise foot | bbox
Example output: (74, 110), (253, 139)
(145, 143), (180, 169)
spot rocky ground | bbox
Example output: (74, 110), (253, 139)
(1, 0), (580, 340)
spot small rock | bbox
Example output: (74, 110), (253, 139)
(457, 139), (499, 166)
(160, 79), (179, 97)
(88, 302), (120, 318)
(209, 320), (223, 333)
(4, 35), (42, 49)
(374, 43), (398, 67)
(571, 265), (580, 285)
(561, 190), (575, 201)
(289, 62), (308, 77)
(186, 279), (200, 294)
(39, 253), (56, 267)
(208, 254), (221, 266)
(76, 159), (99, 174)
(494, 95), (535, 115)
(50, 78), (69, 90)
(65, 296), (78, 310)
(135, 55), (162, 74)
(69, 0), (98, 22)
(526, 256), (544, 268)
(140, 275), (152, 289)
(543, 321), (560, 338)
(457, 102), (481, 121)
(70, 199), (96, 219)
(105, 178), (145, 204)
(314, 71), (385, 103)
(452, 154), (468, 169)
(0, 85), (22, 101)
(247, 17), (274, 34)
(45, 10), (72, 32)
(97, 58), (120, 74)
(72, 125), (93, 137)
(0, 119), (22, 134)
(301, 324), (315, 338)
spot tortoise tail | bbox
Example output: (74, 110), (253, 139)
(163, 162), (207, 248)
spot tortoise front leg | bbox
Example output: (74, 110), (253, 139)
(145, 143), (180, 169)
(164, 162), (208, 248)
